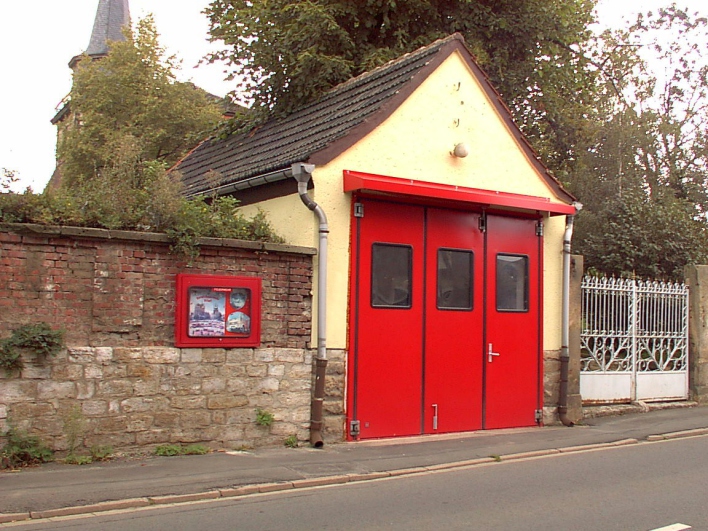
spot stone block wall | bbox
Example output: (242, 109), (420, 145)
(0, 223), (349, 453)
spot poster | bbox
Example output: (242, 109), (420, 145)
(188, 287), (252, 338)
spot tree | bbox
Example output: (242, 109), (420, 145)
(205, 0), (599, 174)
(569, 6), (708, 280)
(57, 15), (223, 189)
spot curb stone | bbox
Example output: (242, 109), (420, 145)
(3, 428), (708, 525)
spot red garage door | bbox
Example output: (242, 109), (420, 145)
(348, 198), (542, 439)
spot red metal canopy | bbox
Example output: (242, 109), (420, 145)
(343, 170), (577, 216)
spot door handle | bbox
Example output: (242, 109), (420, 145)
(488, 343), (500, 363)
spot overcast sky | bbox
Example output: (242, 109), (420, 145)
(0, 1), (705, 192)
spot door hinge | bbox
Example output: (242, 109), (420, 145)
(354, 203), (364, 218)
(350, 420), (361, 436)
(535, 409), (543, 423)
(535, 220), (544, 237)
(478, 215), (487, 233)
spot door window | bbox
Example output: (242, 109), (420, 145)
(371, 243), (413, 308)
(496, 254), (528, 312)
(437, 249), (473, 310)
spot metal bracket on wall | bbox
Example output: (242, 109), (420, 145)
(354, 203), (364, 218)
(350, 420), (361, 436)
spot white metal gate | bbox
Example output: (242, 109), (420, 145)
(580, 276), (689, 404)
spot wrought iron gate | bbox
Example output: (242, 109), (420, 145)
(580, 276), (689, 404)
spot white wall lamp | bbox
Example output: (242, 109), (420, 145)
(452, 142), (470, 158)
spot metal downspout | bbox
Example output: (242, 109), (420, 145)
(292, 163), (329, 448)
(559, 203), (582, 426)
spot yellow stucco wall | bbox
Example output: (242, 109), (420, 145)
(239, 50), (570, 351)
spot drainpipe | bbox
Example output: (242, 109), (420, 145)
(559, 203), (583, 427)
(291, 163), (329, 448)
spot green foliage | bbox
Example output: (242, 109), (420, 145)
(183, 444), (209, 455)
(0, 323), (64, 375)
(205, 0), (599, 170)
(255, 408), (274, 427)
(64, 454), (93, 465)
(155, 444), (183, 456)
(284, 435), (298, 448)
(62, 405), (86, 458)
(154, 443), (209, 456)
(58, 16), (223, 189)
(90, 445), (113, 461)
(0, 167), (284, 257)
(1, 428), (54, 469)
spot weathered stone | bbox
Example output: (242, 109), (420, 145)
(171, 396), (207, 409)
(76, 381), (95, 400)
(207, 395), (249, 409)
(37, 381), (76, 400)
(113, 348), (143, 362)
(226, 349), (254, 364)
(82, 400), (108, 416)
(202, 349), (226, 363)
(126, 414), (154, 432)
(257, 378), (280, 393)
(0, 404), (7, 418)
(254, 349), (274, 362)
(102, 365), (128, 378)
(95, 347), (113, 364)
(51, 364), (84, 380)
(143, 348), (180, 364)
(9, 402), (55, 419)
(127, 364), (159, 379)
(84, 364), (103, 379)
(20, 365), (52, 379)
(181, 349), (203, 363)
(202, 377), (227, 393)
(121, 397), (168, 413)
(133, 379), (159, 397)
(97, 380), (134, 397)
(0, 380), (37, 402)
(135, 429), (171, 445)
(268, 364), (285, 377)
(274, 348), (305, 363)
(95, 416), (129, 434)
(247, 365), (267, 377)
(67, 347), (95, 364)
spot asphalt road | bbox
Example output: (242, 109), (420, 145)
(8, 435), (708, 531)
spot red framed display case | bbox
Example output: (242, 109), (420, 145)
(175, 274), (261, 348)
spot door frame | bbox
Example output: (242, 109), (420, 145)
(346, 194), (546, 439)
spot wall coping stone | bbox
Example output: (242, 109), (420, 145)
(0, 223), (317, 256)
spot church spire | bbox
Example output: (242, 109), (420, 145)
(85, 0), (131, 58)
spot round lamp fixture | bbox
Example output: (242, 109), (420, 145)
(453, 143), (470, 158)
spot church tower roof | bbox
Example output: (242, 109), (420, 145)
(85, 0), (131, 57)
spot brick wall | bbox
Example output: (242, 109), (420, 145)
(0, 223), (346, 454)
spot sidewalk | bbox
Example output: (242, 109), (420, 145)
(2, 402), (707, 524)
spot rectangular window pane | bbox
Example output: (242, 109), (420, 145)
(371, 243), (412, 308)
(437, 249), (473, 310)
(496, 254), (528, 312)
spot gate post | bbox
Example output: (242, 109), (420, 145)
(566, 254), (584, 422)
(685, 265), (708, 402)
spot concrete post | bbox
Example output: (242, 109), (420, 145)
(685, 265), (708, 402)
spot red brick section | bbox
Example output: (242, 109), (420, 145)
(0, 224), (314, 349)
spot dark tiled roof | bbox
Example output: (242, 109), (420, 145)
(175, 33), (574, 205)
(175, 34), (457, 197)
(86, 0), (130, 57)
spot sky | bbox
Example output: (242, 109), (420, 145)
(0, 1), (705, 193)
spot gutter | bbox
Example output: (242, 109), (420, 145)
(291, 163), (329, 448)
(559, 202), (583, 427)
(184, 168), (294, 199)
